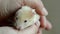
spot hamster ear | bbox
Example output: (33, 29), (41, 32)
(32, 9), (36, 14)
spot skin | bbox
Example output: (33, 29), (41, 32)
(0, 0), (52, 34)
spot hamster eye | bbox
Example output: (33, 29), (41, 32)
(24, 20), (27, 23)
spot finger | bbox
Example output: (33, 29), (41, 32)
(45, 20), (52, 30)
(40, 16), (47, 28)
(23, 0), (48, 16)
(37, 28), (43, 34)
(35, 0), (48, 16)
(18, 22), (40, 34)
(40, 16), (52, 30)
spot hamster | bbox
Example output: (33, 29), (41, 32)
(15, 6), (40, 30)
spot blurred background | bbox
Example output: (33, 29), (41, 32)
(42, 0), (60, 34)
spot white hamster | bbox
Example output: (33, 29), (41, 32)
(15, 6), (40, 30)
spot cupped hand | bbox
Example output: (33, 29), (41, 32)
(0, 0), (52, 34)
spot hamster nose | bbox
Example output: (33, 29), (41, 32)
(17, 26), (21, 31)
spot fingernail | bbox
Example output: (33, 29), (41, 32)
(42, 8), (48, 16)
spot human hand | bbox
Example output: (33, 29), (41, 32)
(0, 0), (48, 21)
(0, 0), (52, 34)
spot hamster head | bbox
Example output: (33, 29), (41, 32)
(15, 6), (36, 29)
